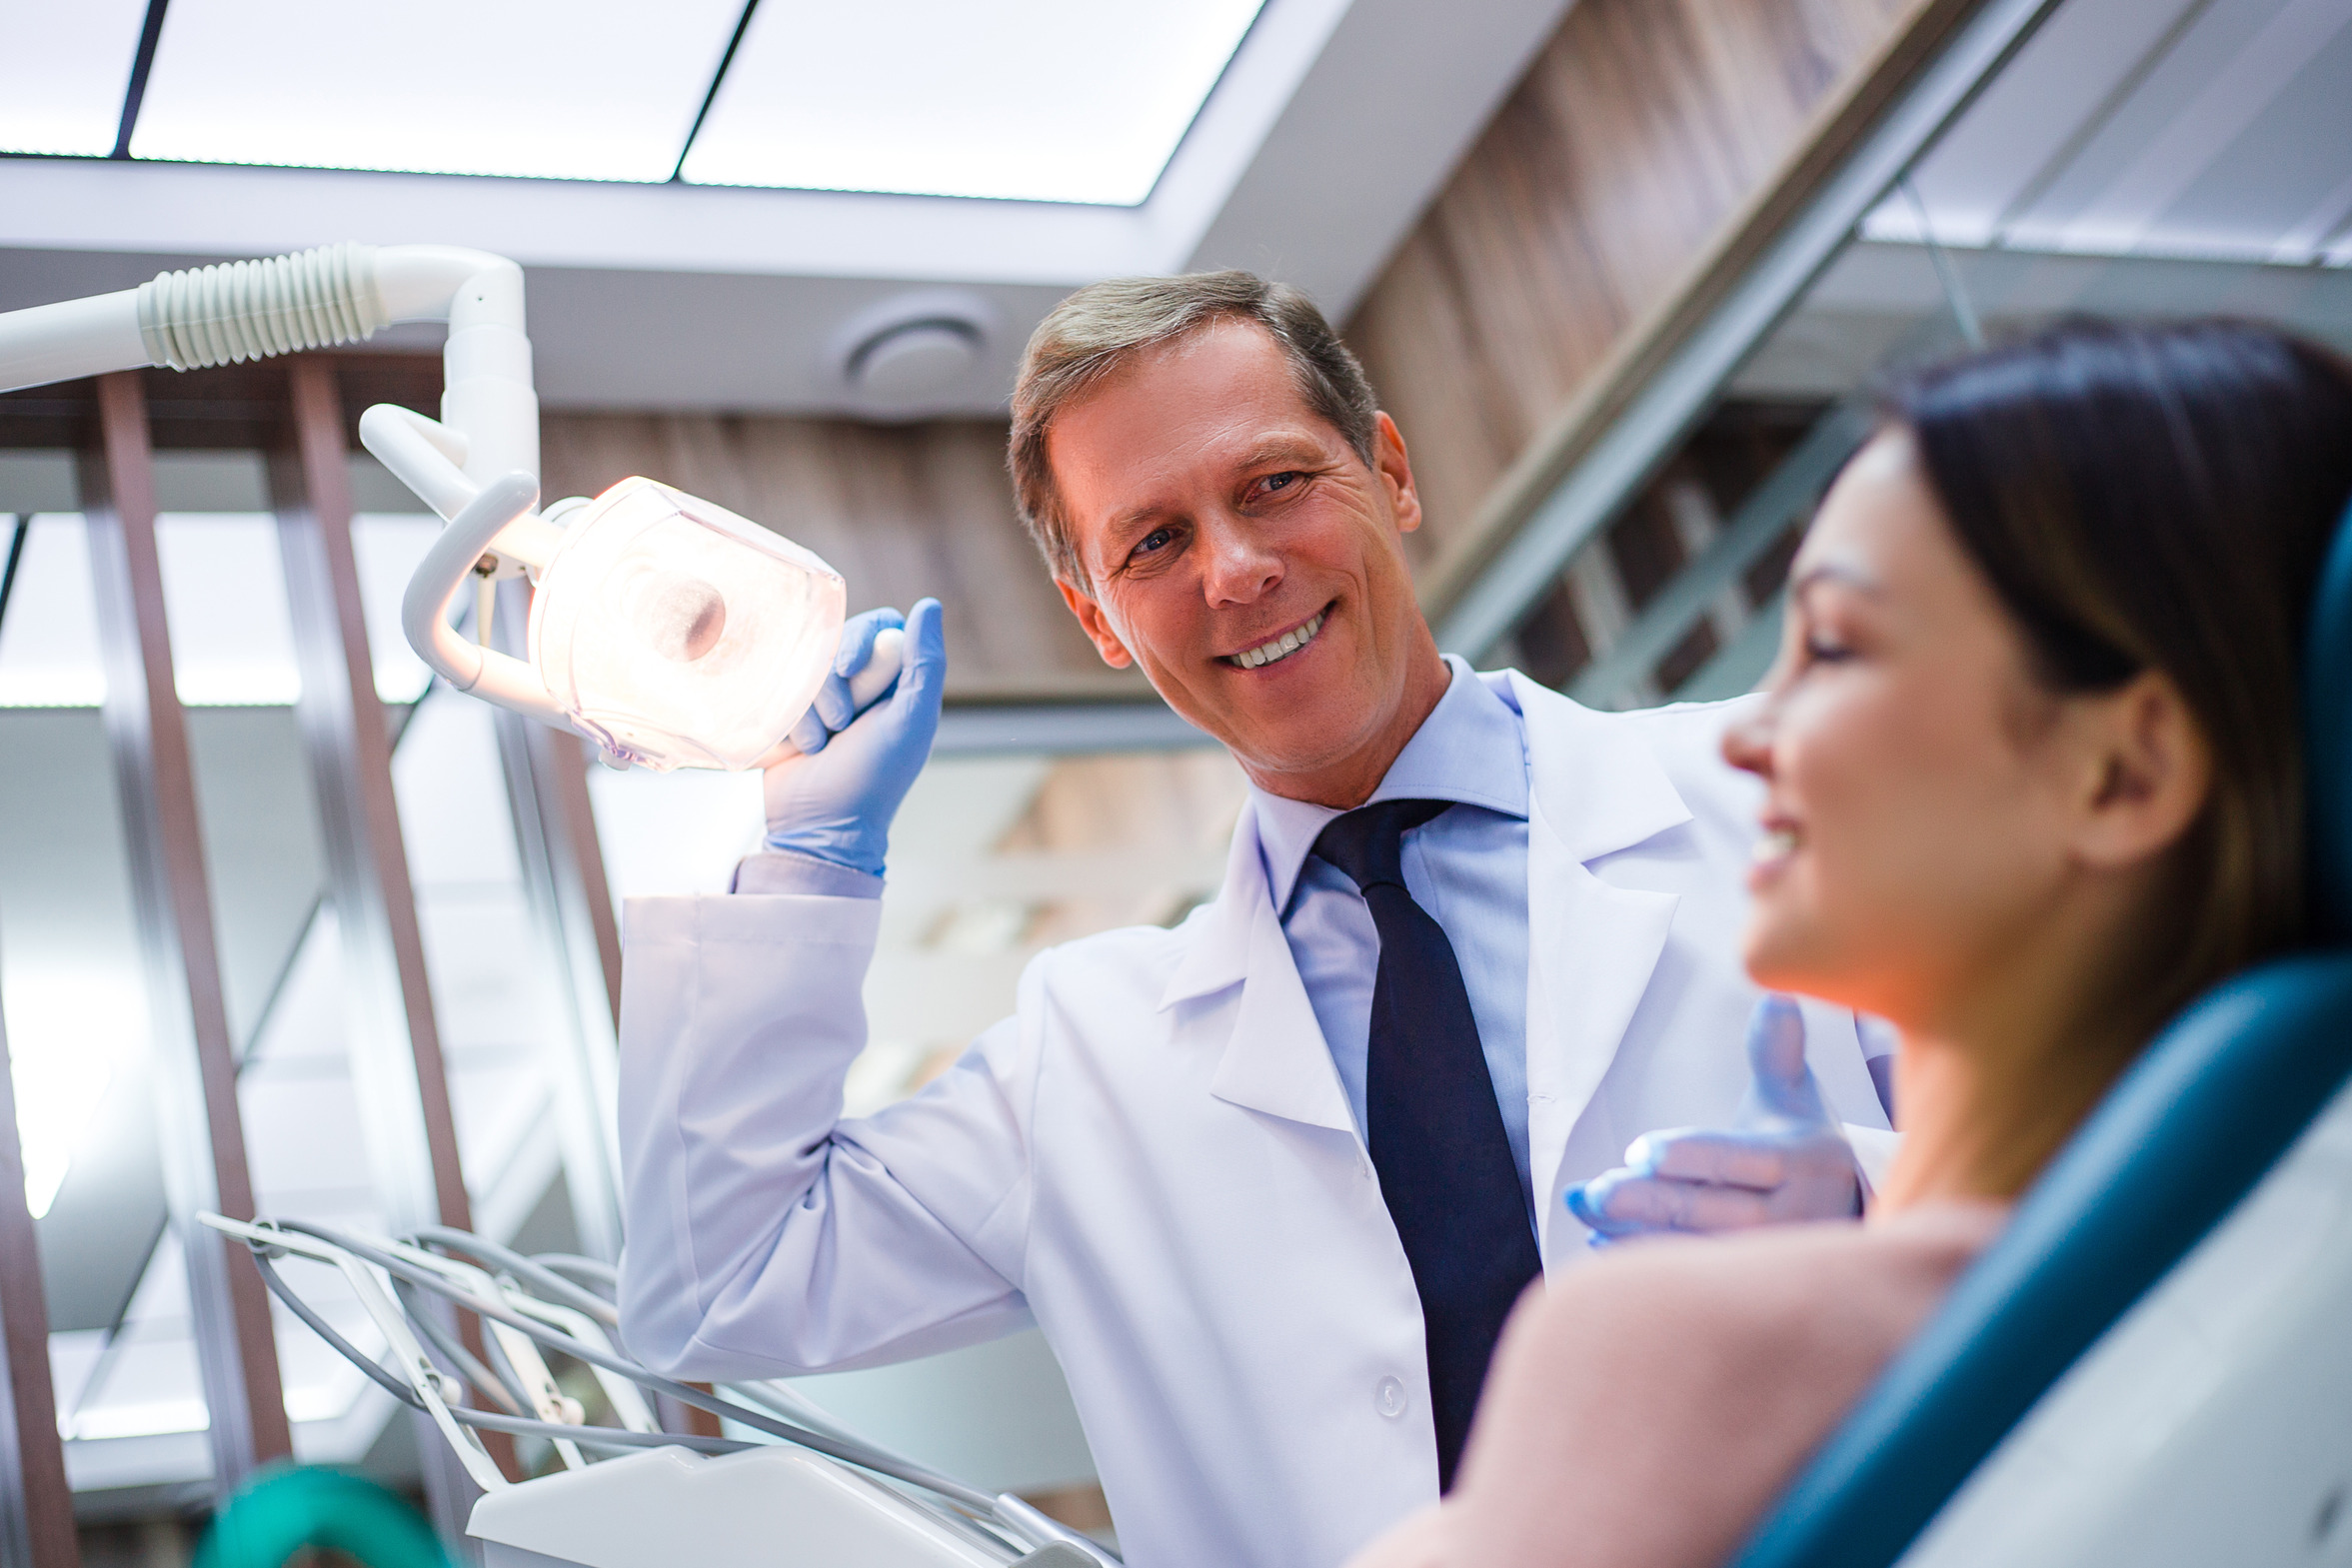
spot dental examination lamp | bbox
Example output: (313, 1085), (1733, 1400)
(0, 243), (899, 769)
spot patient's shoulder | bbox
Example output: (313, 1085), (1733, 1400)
(1447, 1204), (2006, 1568)
(1555, 1201), (2006, 1354)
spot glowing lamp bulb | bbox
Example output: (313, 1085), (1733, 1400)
(528, 477), (845, 771)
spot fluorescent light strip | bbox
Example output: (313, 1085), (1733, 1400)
(0, 0), (150, 157)
(130, 0), (747, 183)
(681, 0), (1265, 206)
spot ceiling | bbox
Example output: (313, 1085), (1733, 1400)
(0, 0), (1575, 415)
(1867, 0), (2352, 266)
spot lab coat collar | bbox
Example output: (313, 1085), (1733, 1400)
(1162, 798), (1270, 1010)
(1161, 797), (1354, 1131)
(1503, 670), (1695, 1257)
(1498, 670), (1692, 859)
(1162, 668), (1695, 1011)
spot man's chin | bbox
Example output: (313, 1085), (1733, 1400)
(1216, 711), (1385, 786)
(1139, 657), (1386, 782)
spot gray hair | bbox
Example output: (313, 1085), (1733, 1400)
(1008, 271), (1379, 588)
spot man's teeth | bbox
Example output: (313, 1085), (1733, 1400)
(1753, 827), (1799, 863)
(1231, 611), (1326, 669)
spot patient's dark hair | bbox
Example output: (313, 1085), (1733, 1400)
(1883, 319), (2352, 1079)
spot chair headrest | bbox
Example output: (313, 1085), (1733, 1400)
(2305, 500), (2352, 940)
(1732, 955), (2352, 1568)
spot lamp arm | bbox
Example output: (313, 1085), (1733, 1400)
(397, 470), (569, 726)
(0, 290), (151, 393)
(0, 237), (537, 498)
(0, 240), (588, 731)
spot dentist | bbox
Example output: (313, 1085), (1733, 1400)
(616, 272), (1890, 1568)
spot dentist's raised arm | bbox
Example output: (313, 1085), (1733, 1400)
(618, 598), (1046, 1378)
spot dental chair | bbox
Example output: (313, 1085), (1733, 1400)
(1733, 505), (2352, 1568)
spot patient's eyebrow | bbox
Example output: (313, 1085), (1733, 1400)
(1789, 562), (1883, 601)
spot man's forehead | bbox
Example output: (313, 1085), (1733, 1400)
(1053, 328), (1341, 493)
(1068, 413), (1338, 533)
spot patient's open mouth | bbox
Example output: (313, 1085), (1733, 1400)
(1221, 607), (1329, 670)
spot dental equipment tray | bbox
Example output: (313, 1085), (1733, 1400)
(199, 1213), (1111, 1567)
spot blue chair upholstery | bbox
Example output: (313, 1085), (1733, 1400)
(1731, 502), (2352, 1568)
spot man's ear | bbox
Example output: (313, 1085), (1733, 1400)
(1057, 577), (1136, 670)
(2068, 671), (2211, 870)
(1373, 411), (1423, 537)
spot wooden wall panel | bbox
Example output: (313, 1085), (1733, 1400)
(539, 414), (1145, 703)
(1346, 0), (1923, 581)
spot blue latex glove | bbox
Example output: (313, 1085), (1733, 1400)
(762, 599), (945, 877)
(1565, 994), (1862, 1242)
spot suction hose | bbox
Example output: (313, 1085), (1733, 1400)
(137, 242), (388, 371)
(0, 241), (517, 396)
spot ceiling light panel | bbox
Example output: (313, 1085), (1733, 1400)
(130, 0), (748, 182)
(682, 0), (1265, 205)
(0, 0), (150, 157)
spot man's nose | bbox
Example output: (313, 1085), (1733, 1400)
(1199, 515), (1282, 606)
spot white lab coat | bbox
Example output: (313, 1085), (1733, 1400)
(615, 673), (1890, 1568)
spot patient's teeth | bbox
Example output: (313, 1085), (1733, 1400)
(1752, 828), (1798, 862)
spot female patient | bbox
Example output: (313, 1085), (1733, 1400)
(1352, 319), (2352, 1568)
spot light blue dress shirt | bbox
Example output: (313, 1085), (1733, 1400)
(1247, 658), (1535, 1217)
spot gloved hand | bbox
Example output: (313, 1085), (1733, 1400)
(1565, 993), (1861, 1242)
(762, 599), (945, 877)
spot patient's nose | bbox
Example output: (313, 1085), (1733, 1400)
(1722, 703), (1775, 780)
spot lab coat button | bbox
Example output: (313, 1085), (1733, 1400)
(1374, 1376), (1406, 1419)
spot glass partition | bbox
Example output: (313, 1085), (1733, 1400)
(1480, 0), (2352, 714)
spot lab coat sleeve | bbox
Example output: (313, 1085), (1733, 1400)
(615, 891), (1038, 1380)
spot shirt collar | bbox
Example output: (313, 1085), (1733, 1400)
(1248, 657), (1529, 914)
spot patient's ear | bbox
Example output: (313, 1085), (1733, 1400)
(1057, 577), (1136, 670)
(2065, 670), (2211, 869)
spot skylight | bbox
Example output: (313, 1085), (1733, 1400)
(679, 0), (1266, 206)
(13, 0), (1269, 207)
(128, 0), (747, 183)
(0, 0), (150, 158)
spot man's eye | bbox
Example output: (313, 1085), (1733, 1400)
(1260, 472), (1301, 496)
(1134, 527), (1176, 557)
(1803, 636), (1852, 664)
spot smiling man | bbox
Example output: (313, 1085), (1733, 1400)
(615, 273), (1892, 1568)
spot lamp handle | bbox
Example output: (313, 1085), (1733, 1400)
(399, 471), (570, 727)
(361, 403), (562, 571)
(849, 627), (908, 711)
(764, 626), (908, 764)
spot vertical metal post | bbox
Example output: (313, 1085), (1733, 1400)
(79, 371), (291, 1488)
(490, 580), (624, 1262)
(0, 933), (81, 1568)
(268, 362), (514, 1549)
(268, 359), (472, 1236)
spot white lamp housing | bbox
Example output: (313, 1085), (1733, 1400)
(0, 242), (877, 771)
(366, 404), (858, 773)
(532, 478), (845, 772)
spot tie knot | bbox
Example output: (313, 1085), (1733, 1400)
(1311, 797), (1451, 892)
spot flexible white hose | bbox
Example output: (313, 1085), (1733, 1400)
(136, 241), (387, 371)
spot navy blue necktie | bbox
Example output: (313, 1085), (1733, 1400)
(1314, 798), (1542, 1491)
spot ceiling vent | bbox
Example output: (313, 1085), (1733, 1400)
(831, 290), (998, 417)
